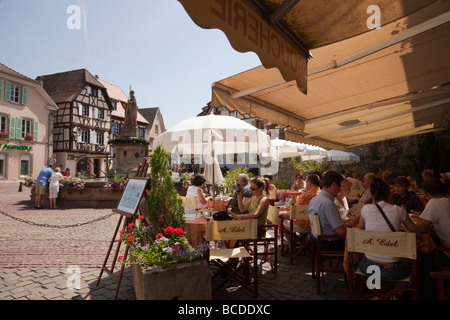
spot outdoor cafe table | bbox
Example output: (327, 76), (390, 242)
(185, 217), (207, 248)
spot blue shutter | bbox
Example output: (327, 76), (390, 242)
(111, 122), (115, 134)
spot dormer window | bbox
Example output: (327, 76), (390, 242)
(87, 86), (98, 97)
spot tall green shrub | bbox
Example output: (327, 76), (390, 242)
(147, 146), (185, 233)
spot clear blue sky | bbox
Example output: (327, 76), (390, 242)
(0, 0), (261, 129)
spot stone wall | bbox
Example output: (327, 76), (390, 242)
(274, 129), (450, 188)
(345, 128), (450, 183)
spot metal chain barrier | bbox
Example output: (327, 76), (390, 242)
(0, 210), (115, 229)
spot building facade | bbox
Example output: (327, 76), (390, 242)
(39, 69), (113, 178)
(138, 107), (166, 152)
(0, 63), (58, 183)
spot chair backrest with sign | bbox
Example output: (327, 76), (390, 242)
(346, 227), (418, 300)
(280, 205), (310, 264)
(205, 219), (259, 298)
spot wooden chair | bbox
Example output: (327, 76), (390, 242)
(347, 227), (418, 300)
(430, 246), (450, 300)
(308, 213), (345, 294)
(249, 205), (280, 273)
(180, 196), (198, 210)
(280, 204), (311, 264)
(205, 219), (258, 298)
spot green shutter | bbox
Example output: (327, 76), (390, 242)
(16, 117), (22, 139)
(9, 117), (16, 139)
(33, 120), (39, 141)
(21, 86), (28, 105)
(0, 79), (3, 100)
(5, 81), (11, 102)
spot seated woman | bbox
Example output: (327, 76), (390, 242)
(264, 177), (279, 205)
(229, 177), (270, 238)
(334, 178), (353, 221)
(291, 173), (306, 191)
(357, 178), (418, 280)
(185, 174), (211, 214)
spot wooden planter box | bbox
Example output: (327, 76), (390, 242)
(130, 260), (211, 300)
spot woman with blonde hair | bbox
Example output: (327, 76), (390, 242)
(230, 177), (270, 237)
(334, 178), (354, 221)
(49, 167), (63, 209)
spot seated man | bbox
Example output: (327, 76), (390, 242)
(284, 174), (321, 234)
(359, 172), (376, 204)
(390, 176), (424, 213)
(415, 177), (450, 299)
(227, 173), (252, 215)
(308, 171), (358, 251)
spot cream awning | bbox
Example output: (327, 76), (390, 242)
(178, 0), (441, 94)
(208, 1), (450, 150)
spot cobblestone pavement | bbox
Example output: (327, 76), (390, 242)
(0, 183), (348, 300)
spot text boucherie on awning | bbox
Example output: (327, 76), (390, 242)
(178, 0), (309, 94)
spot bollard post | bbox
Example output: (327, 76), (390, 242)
(18, 182), (23, 192)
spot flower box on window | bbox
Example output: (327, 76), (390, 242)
(24, 133), (34, 141)
(0, 131), (10, 139)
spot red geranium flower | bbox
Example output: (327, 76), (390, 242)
(138, 215), (144, 220)
(155, 233), (164, 239)
(164, 226), (174, 236)
(173, 228), (184, 236)
(127, 223), (135, 232)
(118, 256), (124, 262)
(120, 227), (125, 234)
(127, 235), (134, 242)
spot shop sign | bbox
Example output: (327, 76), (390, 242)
(0, 144), (33, 151)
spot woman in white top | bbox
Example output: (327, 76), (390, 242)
(49, 167), (63, 209)
(358, 178), (418, 280)
(334, 178), (353, 221)
(185, 174), (210, 214)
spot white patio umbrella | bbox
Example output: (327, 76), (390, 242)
(154, 114), (272, 209)
(270, 138), (306, 160)
(327, 150), (360, 163)
(298, 144), (328, 161)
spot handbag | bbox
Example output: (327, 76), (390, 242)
(212, 210), (231, 221)
(375, 203), (396, 232)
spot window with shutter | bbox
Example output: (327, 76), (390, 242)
(9, 117), (16, 139)
(5, 81), (11, 102)
(33, 120), (39, 141)
(15, 117), (22, 139)
(21, 86), (28, 105)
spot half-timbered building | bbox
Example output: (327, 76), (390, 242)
(97, 79), (149, 152)
(39, 69), (113, 178)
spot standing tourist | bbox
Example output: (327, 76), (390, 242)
(49, 167), (63, 209)
(34, 164), (54, 209)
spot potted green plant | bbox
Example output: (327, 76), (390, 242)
(121, 146), (211, 300)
